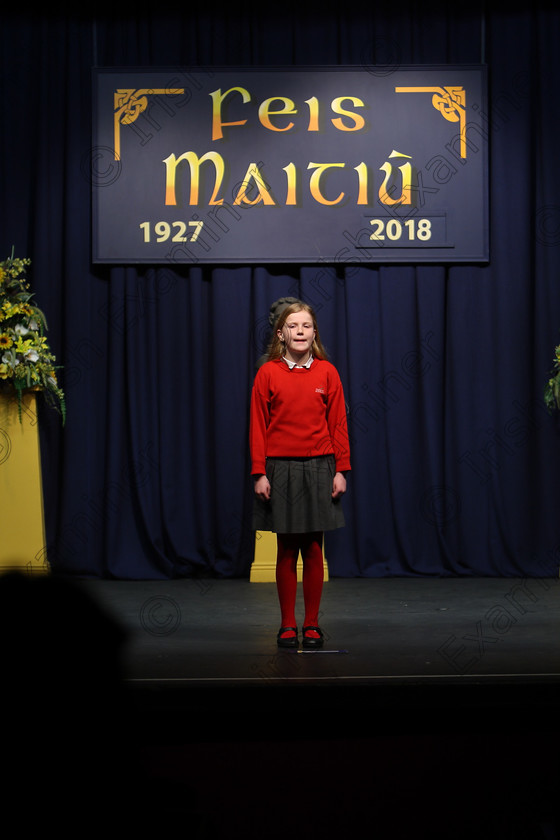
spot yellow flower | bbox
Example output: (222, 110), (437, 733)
(0, 363), (11, 379)
(0, 333), (13, 349)
(15, 337), (32, 354)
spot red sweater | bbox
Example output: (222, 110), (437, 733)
(250, 358), (351, 476)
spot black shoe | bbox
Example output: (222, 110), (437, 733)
(277, 627), (298, 648)
(302, 626), (324, 649)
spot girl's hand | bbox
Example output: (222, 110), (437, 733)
(332, 472), (347, 499)
(254, 475), (271, 501)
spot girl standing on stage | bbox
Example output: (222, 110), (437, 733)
(250, 302), (351, 649)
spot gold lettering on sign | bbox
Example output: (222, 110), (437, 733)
(379, 150), (412, 206)
(163, 151), (225, 206)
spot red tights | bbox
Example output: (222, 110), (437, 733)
(276, 532), (324, 639)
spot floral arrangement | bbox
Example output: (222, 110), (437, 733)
(544, 343), (560, 413)
(0, 250), (65, 423)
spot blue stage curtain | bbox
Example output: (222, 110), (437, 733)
(1, 3), (560, 578)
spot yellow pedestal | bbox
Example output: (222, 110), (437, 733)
(0, 392), (48, 575)
(250, 530), (329, 582)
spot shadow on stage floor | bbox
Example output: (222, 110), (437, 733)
(3, 574), (560, 837)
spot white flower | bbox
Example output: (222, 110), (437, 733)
(2, 351), (15, 367)
(15, 323), (29, 336)
(24, 349), (39, 363)
(28, 319), (39, 331)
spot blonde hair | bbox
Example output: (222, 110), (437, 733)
(265, 302), (329, 361)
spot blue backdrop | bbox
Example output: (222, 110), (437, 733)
(2, 1), (560, 579)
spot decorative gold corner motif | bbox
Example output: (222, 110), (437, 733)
(395, 86), (467, 158)
(113, 88), (185, 160)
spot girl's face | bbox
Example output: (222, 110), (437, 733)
(278, 310), (316, 363)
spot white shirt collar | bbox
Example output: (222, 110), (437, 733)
(282, 354), (314, 370)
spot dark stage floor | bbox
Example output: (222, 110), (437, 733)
(87, 576), (560, 677)
(78, 575), (560, 724)
(6, 575), (560, 838)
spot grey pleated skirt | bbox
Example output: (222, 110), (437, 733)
(252, 455), (345, 534)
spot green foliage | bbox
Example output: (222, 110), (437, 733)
(544, 343), (560, 413)
(0, 251), (65, 424)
